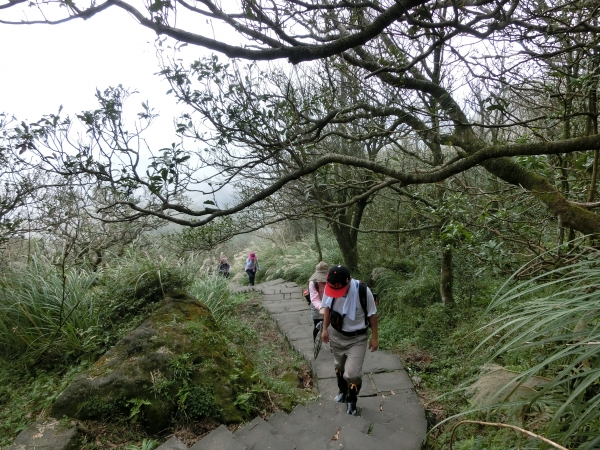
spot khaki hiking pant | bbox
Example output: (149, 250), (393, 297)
(328, 325), (368, 388)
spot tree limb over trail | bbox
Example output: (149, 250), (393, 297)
(4, 0), (600, 238)
(0, 0), (430, 63)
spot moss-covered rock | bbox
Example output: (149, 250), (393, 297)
(51, 294), (255, 433)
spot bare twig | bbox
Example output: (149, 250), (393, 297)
(449, 420), (569, 450)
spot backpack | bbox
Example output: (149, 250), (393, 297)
(303, 280), (319, 305)
(330, 281), (372, 328)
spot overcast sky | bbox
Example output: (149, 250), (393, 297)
(0, 8), (199, 147)
(0, 7), (248, 210)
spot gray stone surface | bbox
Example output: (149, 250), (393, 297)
(380, 388), (422, 404)
(176, 277), (427, 450)
(7, 419), (80, 450)
(233, 417), (295, 450)
(371, 424), (428, 449)
(190, 425), (246, 450)
(363, 351), (405, 373)
(156, 436), (188, 450)
(372, 370), (415, 393)
(284, 326), (312, 342)
(267, 410), (331, 449)
(333, 424), (397, 450)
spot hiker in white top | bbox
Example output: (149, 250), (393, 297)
(321, 265), (378, 416)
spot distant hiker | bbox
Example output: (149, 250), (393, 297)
(217, 256), (230, 278)
(308, 261), (328, 341)
(244, 252), (260, 286)
(321, 265), (378, 416)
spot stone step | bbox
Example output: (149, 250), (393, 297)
(190, 425), (247, 450)
(307, 395), (427, 447)
(179, 277), (427, 450)
(156, 436), (188, 450)
(233, 416), (296, 450)
(329, 423), (397, 450)
(266, 410), (331, 450)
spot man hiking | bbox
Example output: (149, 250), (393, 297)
(321, 265), (378, 416)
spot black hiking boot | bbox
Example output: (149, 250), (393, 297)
(346, 382), (360, 415)
(334, 369), (347, 403)
(334, 392), (346, 403)
(346, 402), (357, 416)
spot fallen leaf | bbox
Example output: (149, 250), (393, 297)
(332, 428), (341, 441)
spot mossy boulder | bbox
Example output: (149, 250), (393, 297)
(51, 294), (255, 433)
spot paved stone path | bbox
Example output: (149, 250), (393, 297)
(156, 278), (428, 450)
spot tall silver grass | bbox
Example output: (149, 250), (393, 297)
(0, 255), (100, 363)
(478, 248), (600, 449)
(188, 275), (235, 323)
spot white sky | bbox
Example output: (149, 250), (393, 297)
(0, 8), (198, 147)
(0, 8), (248, 209)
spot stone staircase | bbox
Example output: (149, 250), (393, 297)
(155, 278), (428, 450)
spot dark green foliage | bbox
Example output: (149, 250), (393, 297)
(386, 257), (418, 274)
(0, 363), (88, 448)
(182, 386), (222, 420)
(78, 395), (130, 420)
(412, 305), (456, 350)
(373, 263), (441, 312)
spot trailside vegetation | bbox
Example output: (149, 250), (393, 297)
(0, 236), (314, 449)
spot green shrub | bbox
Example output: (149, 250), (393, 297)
(373, 263), (440, 314)
(182, 386), (222, 420)
(413, 304), (456, 350)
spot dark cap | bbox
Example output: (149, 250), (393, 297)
(325, 265), (351, 297)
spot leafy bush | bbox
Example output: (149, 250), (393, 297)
(373, 263), (440, 314)
(182, 386), (222, 420)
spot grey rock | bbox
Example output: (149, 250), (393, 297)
(51, 295), (255, 433)
(155, 436), (188, 450)
(190, 425), (247, 450)
(7, 419), (80, 450)
(233, 417), (295, 450)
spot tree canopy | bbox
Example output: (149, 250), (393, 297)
(2, 0), (600, 253)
